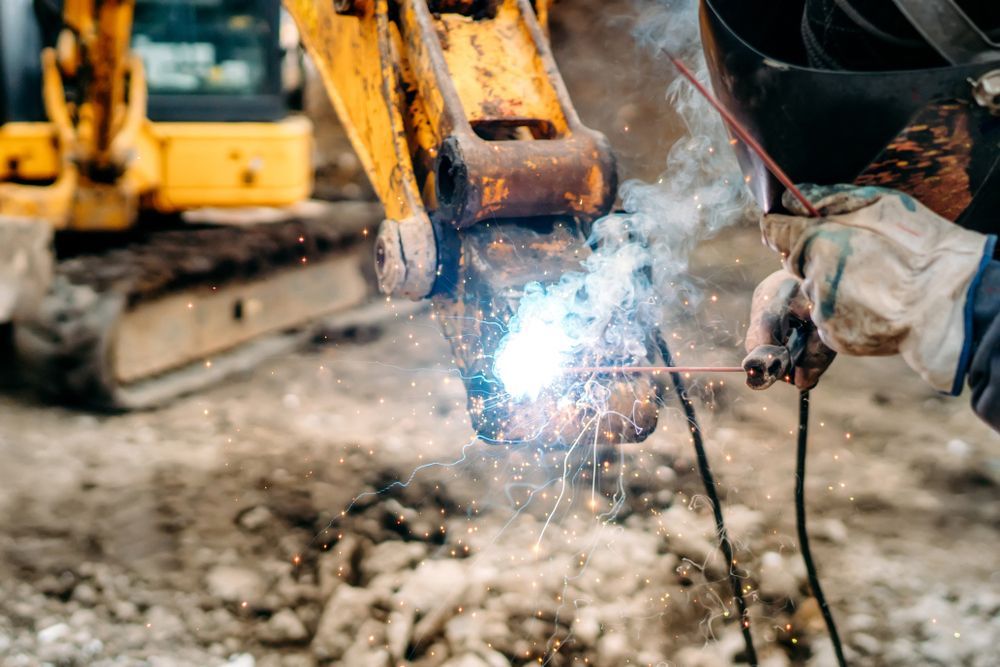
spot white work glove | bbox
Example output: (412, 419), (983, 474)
(744, 269), (837, 390)
(753, 184), (995, 394)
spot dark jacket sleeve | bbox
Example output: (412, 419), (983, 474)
(969, 261), (1000, 431)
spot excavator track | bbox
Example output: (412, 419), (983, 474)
(15, 203), (376, 409)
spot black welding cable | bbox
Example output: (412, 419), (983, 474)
(795, 390), (847, 667)
(654, 330), (759, 667)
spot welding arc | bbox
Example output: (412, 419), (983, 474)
(662, 52), (821, 218)
(796, 391), (848, 667)
(564, 365), (743, 374)
(653, 330), (759, 667)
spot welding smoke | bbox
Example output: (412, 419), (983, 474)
(493, 0), (754, 400)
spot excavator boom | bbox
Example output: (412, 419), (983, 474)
(286, 0), (659, 446)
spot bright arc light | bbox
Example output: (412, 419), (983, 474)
(493, 316), (574, 401)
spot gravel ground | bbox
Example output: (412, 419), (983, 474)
(0, 223), (997, 667)
(1, 2), (998, 665)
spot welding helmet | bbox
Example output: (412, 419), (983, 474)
(700, 0), (1000, 233)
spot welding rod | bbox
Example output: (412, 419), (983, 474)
(663, 51), (821, 218)
(564, 365), (744, 374)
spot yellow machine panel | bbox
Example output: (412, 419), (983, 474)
(0, 123), (60, 182)
(148, 116), (313, 211)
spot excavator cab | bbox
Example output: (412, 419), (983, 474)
(133, 0), (288, 122)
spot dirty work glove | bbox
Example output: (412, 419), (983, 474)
(744, 269), (837, 390)
(757, 184), (996, 394)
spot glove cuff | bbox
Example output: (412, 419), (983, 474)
(949, 234), (998, 396)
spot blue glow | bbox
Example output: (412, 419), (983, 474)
(493, 286), (575, 400)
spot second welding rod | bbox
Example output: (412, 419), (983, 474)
(564, 366), (744, 374)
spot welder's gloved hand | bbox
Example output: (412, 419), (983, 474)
(743, 269), (836, 390)
(759, 184), (995, 394)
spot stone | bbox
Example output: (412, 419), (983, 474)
(71, 583), (98, 606)
(238, 506), (274, 532)
(851, 632), (880, 656)
(360, 540), (427, 581)
(146, 606), (186, 641)
(672, 645), (727, 667)
(36, 622), (70, 644)
(206, 566), (267, 604)
(596, 632), (631, 664)
(758, 551), (800, 603)
(473, 646), (510, 667)
(222, 654), (256, 667)
(572, 607), (602, 645)
(340, 619), (390, 667)
(813, 518), (849, 544)
(441, 654), (490, 667)
(395, 558), (468, 613)
(259, 609), (309, 645)
(386, 608), (414, 660)
(311, 585), (376, 660)
(317, 535), (363, 597)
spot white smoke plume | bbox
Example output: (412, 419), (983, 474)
(494, 0), (755, 401)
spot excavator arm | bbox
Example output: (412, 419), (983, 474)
(286, 0), (659, 445)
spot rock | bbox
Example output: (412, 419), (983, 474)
(146, 605), (186, 641)
(259, 609), (309, 645)
(672, 645), (727, 667)
(221, 654), (256, 667)
(238, 506), (274, 532)
(441, 654), (491, 667)
(445, 613), (488, 649)
(71, 583), (98, 606)
(317, 535), (363, 596)
(572, 607), (602, 645)
(725, 505), (765, 540)
(758, 651), (791, 667)
(206, 565), (267, 604)
(846, 613), (877, 632)
(813, 518), (849, 544)
(395, 558), (468, 612)
(758, 551), (800, 603)
(661, 505), (725, 580)
(340, 619), (391, 667)
(36, 622), (70, 644)
(791, 596), (827, 637)
(386, 609), (414, 659)
(596, 632), (631, 664)
(311, 585), (376, 660)
(281, 654), (316, 667)
(280, 654), (316, 667)
(360, 540), (427, 581)
(851, 632), (880, 656)
(472, 646), (510, 667)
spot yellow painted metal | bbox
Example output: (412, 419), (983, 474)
(148, 117), (314, 211)
(434, 1), (568, 133)
(1, 0), (315, 231)
(0, 124), (60, 182)
(284, 0), (614, 233)
(284, 0), (427, 226)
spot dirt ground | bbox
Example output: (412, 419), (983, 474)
(2, 1), (999, 666)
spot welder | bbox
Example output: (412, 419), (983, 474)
(699, 0), (1000, 430)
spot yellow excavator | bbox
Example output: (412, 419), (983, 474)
(1, 0), (658, 445)
(0, 0), (370, 408)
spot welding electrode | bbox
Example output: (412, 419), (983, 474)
(564, 365), (744, 374)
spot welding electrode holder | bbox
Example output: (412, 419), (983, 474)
(742, 324), (809, 390)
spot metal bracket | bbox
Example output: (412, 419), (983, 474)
(972, 69), (1000, 116)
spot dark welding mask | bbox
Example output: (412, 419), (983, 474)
(700, 0), (1000, 232)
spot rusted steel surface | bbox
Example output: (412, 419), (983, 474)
(287, 0), (617, 297)
(434, 221), (659, 446)
(856, 101), (999, 223)
(399, 0), (616, 228)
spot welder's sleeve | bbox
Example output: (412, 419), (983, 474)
(968, 260), (1000, 431)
